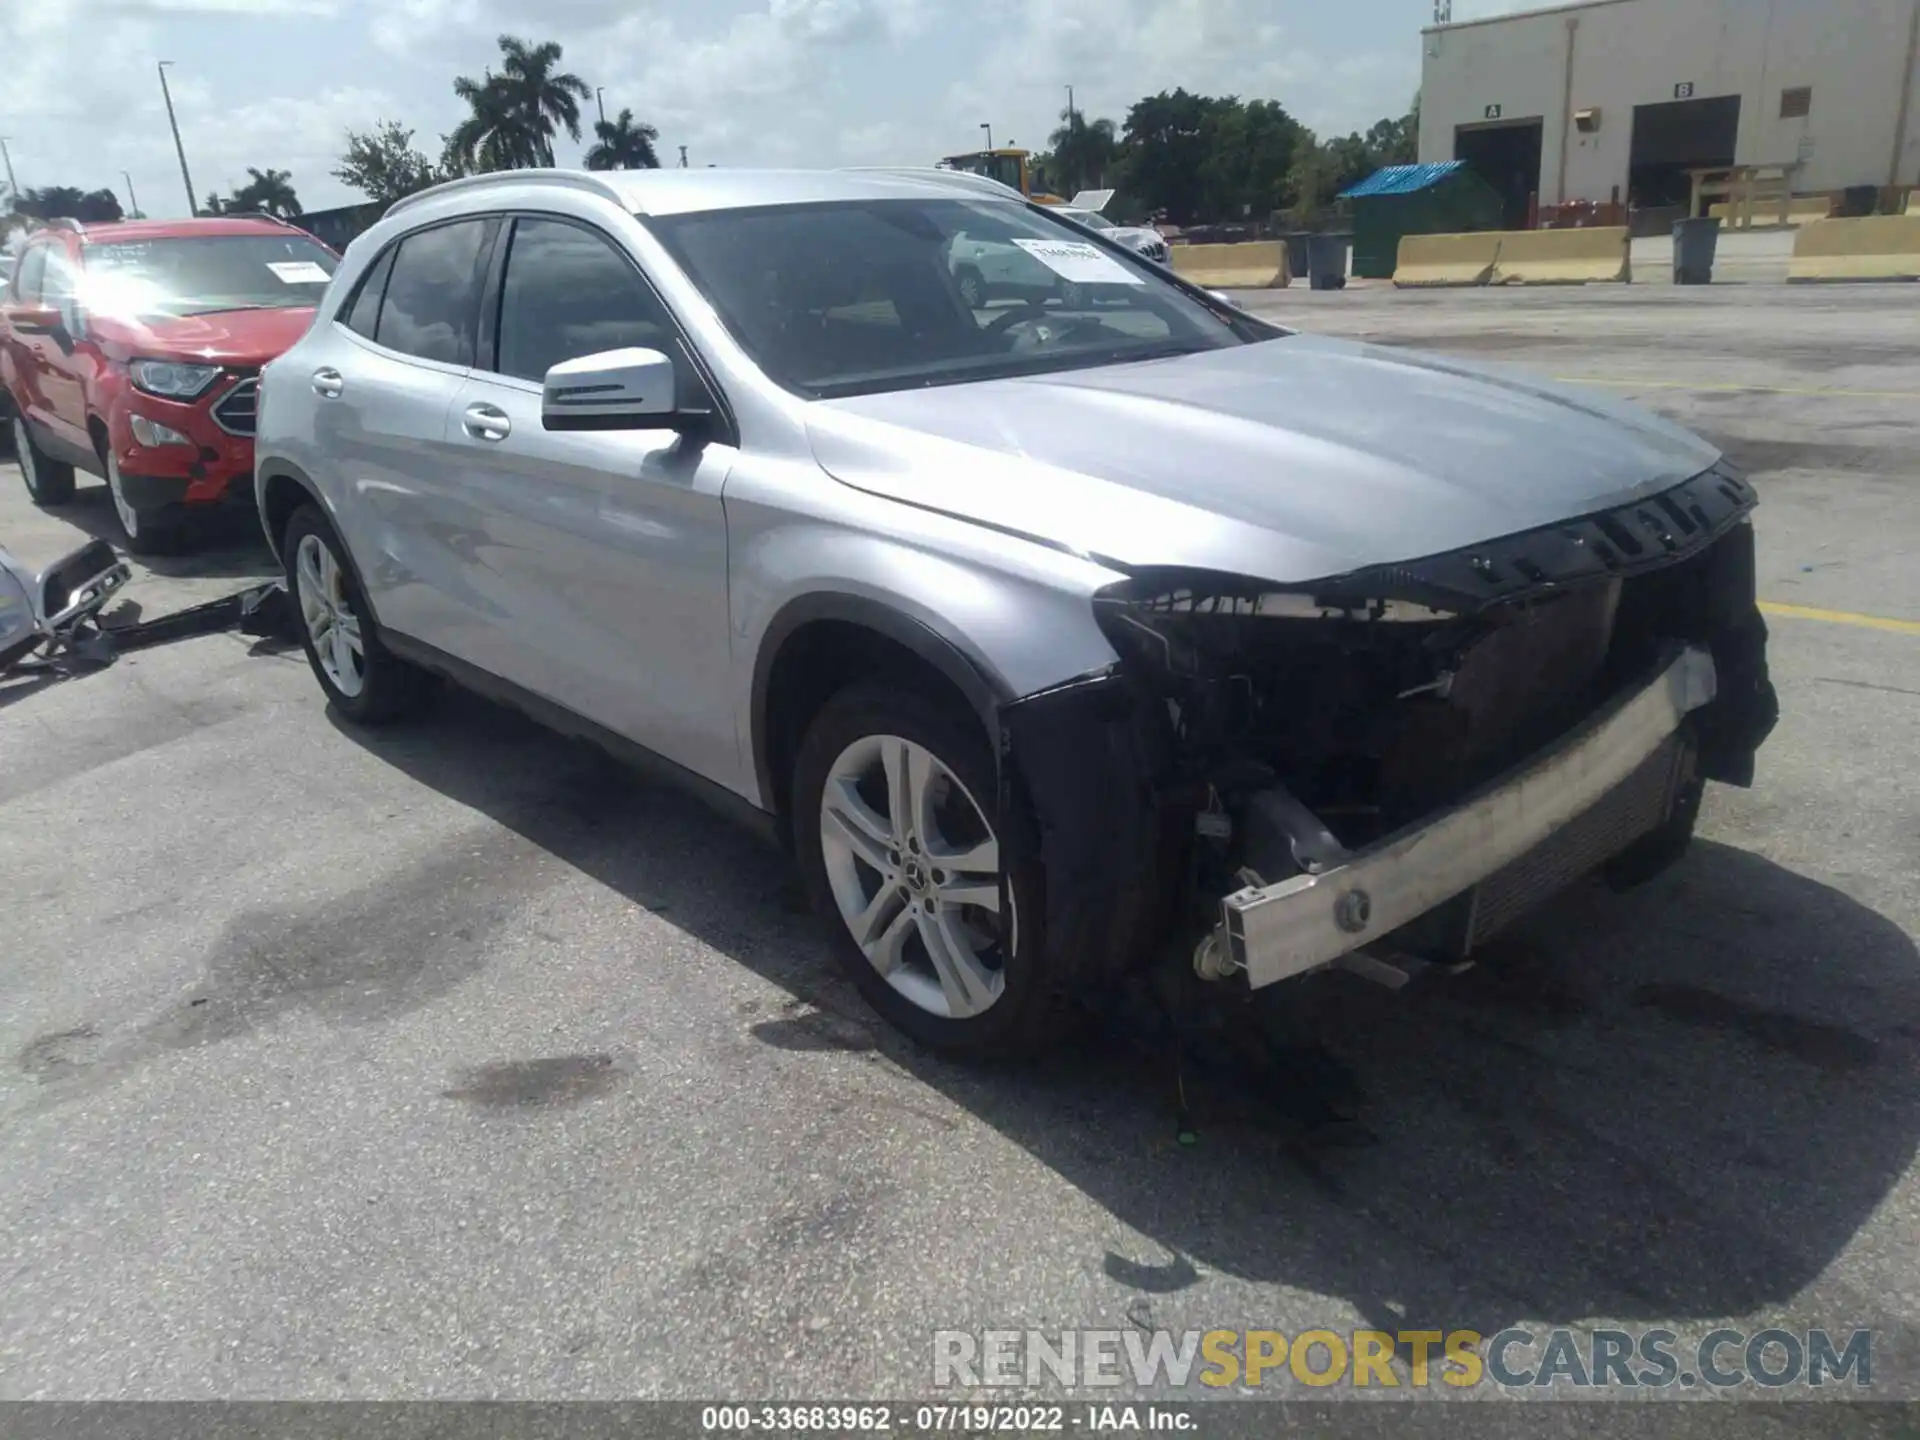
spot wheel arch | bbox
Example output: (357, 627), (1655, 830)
(256, 460), (329, 565)
(752, 593), (1011, 845)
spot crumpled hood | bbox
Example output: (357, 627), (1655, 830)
(807, 333), (1721, 585)
(95, 305), (317, 367)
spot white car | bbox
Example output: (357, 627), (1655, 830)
(948, 208), (1167, 308)
(1058, 207), (1170, 264)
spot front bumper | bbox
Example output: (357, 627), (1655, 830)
(1217, 644), (1718, 990)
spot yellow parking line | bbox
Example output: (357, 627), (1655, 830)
(1760, 601), (1920, 636)
(1557, 377), (1920, 401)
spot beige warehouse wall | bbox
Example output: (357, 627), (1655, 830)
(1420, 0), (1920, 203)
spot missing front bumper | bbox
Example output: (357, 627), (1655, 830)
(1216, 644), (1718, 991)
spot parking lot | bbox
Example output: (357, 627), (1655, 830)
(3, 281), (1919, 1416)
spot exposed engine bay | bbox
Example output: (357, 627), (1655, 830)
(998, 461), (1780, 996)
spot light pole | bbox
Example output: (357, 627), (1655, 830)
(678, 144), (688, 168)
(122, 170), (140, 218)
(157, 61), (197, 216)
(0, 136), (19, 204)
(980, 122), (993, 153)
(596, 87), (606, 125)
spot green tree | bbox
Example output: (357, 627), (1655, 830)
(335, 121), (444, 204)
(8, 185), (123, 223)
(1115, 89), (1225, 225)
(221, 167), (301, 218)
(584, 108), (661, 171)
(448, 34), (591, 173)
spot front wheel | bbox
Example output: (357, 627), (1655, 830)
(13, 416), (76, 506)
(793, 682), (1054, 1058)
(104, 448), (185, 555)
(283, 503), (431, 724)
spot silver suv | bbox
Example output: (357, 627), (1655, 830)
(254, 167), (1776, 1057)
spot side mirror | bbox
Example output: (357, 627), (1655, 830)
(6, 303), (64, 335)
(541, 347), (681, 432)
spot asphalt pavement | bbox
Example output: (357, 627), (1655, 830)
(3, 283), (1919, 1428)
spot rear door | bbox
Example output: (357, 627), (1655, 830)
(438, 213), (740, 785)
(315, 216), (498, 647)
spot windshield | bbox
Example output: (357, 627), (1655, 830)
(79, 234), (338, 318)
(645, 198), (1251, 400)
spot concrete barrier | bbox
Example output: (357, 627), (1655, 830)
(1709, 196), (1833, 227)
(1490, 226), (1632, 285)
(1787, 216), (1920, 282)
(1392, 231), (1501, 288)
(1170, 240), (1290, 289)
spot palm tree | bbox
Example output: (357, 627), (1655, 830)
(584, 109), (661, 171)
(225, 167), (301, 218)
(447, 71), (539, 173)
(448, 35), (590, 172)
(1046, 107), (1119, 198)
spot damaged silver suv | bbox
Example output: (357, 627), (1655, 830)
(254, 166), (1777, 1057)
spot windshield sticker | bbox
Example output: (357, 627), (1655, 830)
(267, 261), (331, 284)
(1010, 239), (1144, 286)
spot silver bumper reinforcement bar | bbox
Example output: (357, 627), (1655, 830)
(1217, 643), (1719, 991)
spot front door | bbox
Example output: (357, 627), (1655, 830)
(438, 214), (740, 789)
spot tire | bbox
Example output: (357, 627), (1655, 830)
(103, 445), (185, 555)
(793, 681), (1054, 1059)
(283, 503), (431, 724)
(13, 416), (76, 507)
(954, 266), (986, 309)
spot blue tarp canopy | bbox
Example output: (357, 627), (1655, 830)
(1339, 162), (1467, 200)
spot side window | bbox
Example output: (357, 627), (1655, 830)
(14, 244), (48, 303)
(40, 248), (77, 302)
(495, 218), (676, 384)
(373, 220), (490, 366)
(341, 246), (397, 340)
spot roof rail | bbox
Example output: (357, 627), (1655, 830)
(838, 166), (1027, 201)
(215, 208), (306, 231)
(386, 167), (627, 217)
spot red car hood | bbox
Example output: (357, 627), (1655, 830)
(96, 306), (317, 367)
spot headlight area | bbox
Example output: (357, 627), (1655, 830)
(129, 359), (222, 401)
(995, 468), (1778, 1013)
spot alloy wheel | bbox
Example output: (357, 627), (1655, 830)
(817, 733), (1011, 1020)
(294, 531), (366, 698)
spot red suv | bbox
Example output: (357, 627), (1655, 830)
(1, 214), (338, 553)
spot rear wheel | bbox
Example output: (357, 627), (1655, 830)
(13, 417), (76, 506)
(283, 503), (431, 724)
(104, 447), (185, 555)
(794, 682), (1054, 1058)
(955, 265), (986, 309)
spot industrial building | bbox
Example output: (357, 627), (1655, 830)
(1418, 0), (1920, 227)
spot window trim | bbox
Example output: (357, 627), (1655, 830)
(329, 214), (500, 374)
(13, 241), (49, 304)
(338, 242), (398, 343)
(478, 209), (737, 446)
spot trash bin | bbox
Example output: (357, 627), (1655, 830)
(1307, 233), (1349, 291)
(1283, 232), (1313, 285)
(1841, 184), (1879, 218)
(1672, 216), (1721, 285)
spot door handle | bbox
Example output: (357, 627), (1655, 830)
(312, 368), (344, 399)
(462, 402), (511, 442)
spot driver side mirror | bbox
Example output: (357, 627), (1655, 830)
(542, 347), (689, 433)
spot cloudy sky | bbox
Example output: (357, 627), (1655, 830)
(1, 0), (1535, 218)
